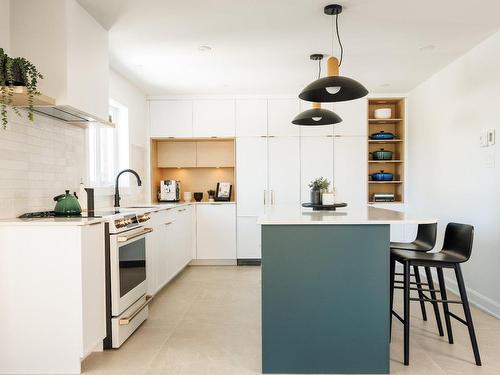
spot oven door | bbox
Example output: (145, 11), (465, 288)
(110, 226), (153, 316)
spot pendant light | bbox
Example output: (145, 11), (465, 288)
(299, 4), (368, 103)
(292, 54), (342, 126)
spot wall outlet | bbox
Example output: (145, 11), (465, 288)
(487, 129), (496, 146)
(485, 152), (496, 168)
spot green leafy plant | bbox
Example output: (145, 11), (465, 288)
(309, 177), (330, 191)
(0, 48), (43, 129)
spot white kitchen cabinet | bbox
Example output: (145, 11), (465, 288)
(268, 137), (301, 206)
(333, 136), (367, 205)
(298, 100), (335, 137)
(173, 206), (193, 269)
(236, 137), (269, 216)
(237, 216), (261, 259)
(333, 99), (367, 136)
(300, 137), (334, 203)
(235, 99), (268, 136)
(0, 223), (106, 374)
(268, 98), (300, 136)
(196, 204), (236, 259)
(193, 100), (235, 137)
(149, 100), (193, 138)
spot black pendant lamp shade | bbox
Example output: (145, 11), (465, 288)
(299, 4), (368, 103)
(299, 75), (368, 103)
(293, 54), (342, 126)
(292, 106), (342, 126)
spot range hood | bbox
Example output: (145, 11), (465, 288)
(9, 0), (113, 127)
(32, 105), (114, 127)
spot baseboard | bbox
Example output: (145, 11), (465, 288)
(189, 259), (237, 266)
(237, 259), (261, 266)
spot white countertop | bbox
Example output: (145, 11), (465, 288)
(0, 201), (235, 226)
(258, 205), (436, 225)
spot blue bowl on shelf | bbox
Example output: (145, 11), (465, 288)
(370, 131), (395, 140)
(370, 170), (394, 181)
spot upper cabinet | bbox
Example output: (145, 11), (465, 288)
(150, 100), (193, 138)
(196, 141), (234, 167)
(333, 99), (368, 136)
(268, 99), (300, 136)
(157, 141), (196, 168)
(235, 99), (268, 137)
(193, 100), (235, 137)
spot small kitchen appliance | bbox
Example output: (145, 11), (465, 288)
(159, 180), (180, 202)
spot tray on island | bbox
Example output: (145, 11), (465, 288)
(302, 202), (348, 211)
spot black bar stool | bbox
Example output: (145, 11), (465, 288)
(390, 223), (443, 334)
(391, 223), (481, 366)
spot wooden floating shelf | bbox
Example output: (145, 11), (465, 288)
(368, 139), (403, 143)
(1, 86), (56, 107)
(368, 160), (403, 163)
(368, 181), (404, 184)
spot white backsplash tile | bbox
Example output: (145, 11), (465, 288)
(0, 110), (145, 218)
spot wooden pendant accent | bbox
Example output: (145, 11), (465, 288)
(312, 102), (321, 109)
(327, 57), (339, 76)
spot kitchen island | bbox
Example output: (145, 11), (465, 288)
(258, 206), (435, 374)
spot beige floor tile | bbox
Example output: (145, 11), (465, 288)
(81, 265), (499, 375)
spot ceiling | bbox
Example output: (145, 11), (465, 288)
(77, 0), (500, 96)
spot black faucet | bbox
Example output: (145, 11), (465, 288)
(114, 169), (142, 208)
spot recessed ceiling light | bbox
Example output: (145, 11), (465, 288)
(198, 45), (212, 52)
(419, 44), (436, 52)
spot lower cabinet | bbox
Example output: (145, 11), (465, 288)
(196, 204), (237, 260)
(236, 216), (261, 259)
(147, 206), (194, 295)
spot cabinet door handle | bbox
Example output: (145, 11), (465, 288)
(178, 208), (187, 212)
(271, 190), (275, 205)
(164, 221), (175, 226)
(263, 190), (266, 205)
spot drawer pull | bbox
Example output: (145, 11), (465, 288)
(164, 221), (175, 226)
(178, 208), (187, 212)
(117, 227), (153, 242)
(119, 295), (153, 325)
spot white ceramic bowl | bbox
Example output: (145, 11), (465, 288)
(374, 108), (392, 119)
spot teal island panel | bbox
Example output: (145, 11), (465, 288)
(261, 224), (390, 374)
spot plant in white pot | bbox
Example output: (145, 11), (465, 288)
(308, 177), (330, 205)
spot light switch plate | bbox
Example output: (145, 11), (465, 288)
(480, 131), (489, 147)
(487, 129), (496, 146)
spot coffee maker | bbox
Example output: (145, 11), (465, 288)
(159, 180), (180, 202)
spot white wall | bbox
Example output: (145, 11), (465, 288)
(0, 0), (9, 53)
(407, 30), (500, 317)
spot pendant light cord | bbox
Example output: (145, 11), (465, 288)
(317, 59), (322, 79)
(332, 12), (344, 67)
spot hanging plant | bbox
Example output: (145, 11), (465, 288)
(0, 48), (44, 129)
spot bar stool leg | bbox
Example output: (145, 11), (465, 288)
(404, 261), (411, 366)
(424, 266), (444, 337)
(437, 267), (454, 344)
(390, 256), (396, 341)
(413, 266), (427, 321)
(454, 264), (482, 366)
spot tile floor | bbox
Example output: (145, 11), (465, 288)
(83, 266), (500, 375)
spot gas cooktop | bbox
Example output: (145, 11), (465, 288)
(18, 211), (104, 219)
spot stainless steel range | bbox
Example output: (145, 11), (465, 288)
(104, 211), (154, 349)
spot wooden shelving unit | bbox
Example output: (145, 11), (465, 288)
(2, 86), (56, 107)
(367, 98), (405, 203)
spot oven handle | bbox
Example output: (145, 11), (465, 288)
(119, 295), (153, 325)
(117, 227), (153, 243)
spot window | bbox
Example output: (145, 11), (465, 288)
(87, 100), (129, 187)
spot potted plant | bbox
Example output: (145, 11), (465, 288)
(308, 177), (330, 205)
(0, 48), (43, 129)
(207, 189), (216, 202)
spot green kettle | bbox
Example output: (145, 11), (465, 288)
(53, 190), (82, 216)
